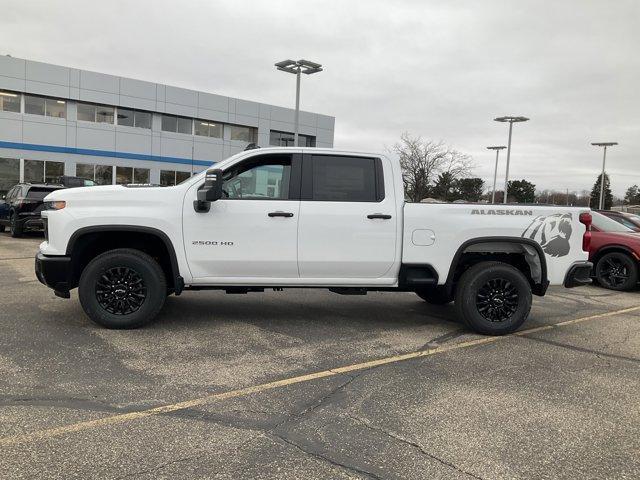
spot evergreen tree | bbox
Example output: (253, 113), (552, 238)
(589, 173), (613, 210)
(506, 179), (536, 203)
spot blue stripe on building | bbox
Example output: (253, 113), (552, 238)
(0, 141), (214, 167)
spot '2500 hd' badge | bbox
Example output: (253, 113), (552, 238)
(192, 240), (234, 246)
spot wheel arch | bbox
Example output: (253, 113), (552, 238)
(66, 225), (182, 293)
(445, 236), (548, 296)
(592, 245), (640, 265)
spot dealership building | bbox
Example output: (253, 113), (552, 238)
(0, 55), (335, 195)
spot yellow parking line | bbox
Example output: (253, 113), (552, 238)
(1, 304), (639, 447)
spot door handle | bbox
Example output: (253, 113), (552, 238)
(268, 211), (294, 218)
(367, 213), (392, 220)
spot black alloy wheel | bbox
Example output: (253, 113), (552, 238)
(96, 266), (147, 315)
(475, 278), (520, 323)
(596, 252), (638, 291)
(78, 248), (166, 329)
(455, 261), (532, 335)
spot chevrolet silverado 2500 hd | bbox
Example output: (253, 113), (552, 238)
(35, 148), (593, 334)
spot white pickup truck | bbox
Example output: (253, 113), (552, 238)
(35, 147), (593, 334)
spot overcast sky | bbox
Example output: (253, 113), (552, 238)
(1, 0), (638, 196)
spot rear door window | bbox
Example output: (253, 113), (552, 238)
(309, 155), (380, 202)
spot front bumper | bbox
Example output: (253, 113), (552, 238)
(35, 252), (72, 297)
(564, 261), (594, 288)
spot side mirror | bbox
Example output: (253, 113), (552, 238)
(194, 169), (223, 212)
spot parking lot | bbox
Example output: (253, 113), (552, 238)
(0, 233), (638, 479)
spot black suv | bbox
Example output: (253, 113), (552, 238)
(0, 183), (65, 237)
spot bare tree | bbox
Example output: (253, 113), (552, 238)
(391, 132), (472, 202)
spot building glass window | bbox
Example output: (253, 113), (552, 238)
(76, 163), (113, 185)
(24, 94), (66, 118)
(160, 170), (191, 186)
(134, 168), (150, 184)
(25, 95), (45, 115)
(0, 90), (20, 112)
(176, 171), (191, 184)
(45, 161), (64, 183)
(161, 114), (192, 134)
(24, 160), (44, 183)
(77, 103), (96, 122)
(269, 130), (316, 147)
(195, 120), (223, 138)
(23, 160), (64, 183)
(115, 167), (150, 185)
(117, 108), (151, 129)
(116, 166), (133, 185)
(77, 102), (114, 124)
(0, 158), (20, 196)
(75, 163), (95, 182)
(96, 105), (114, 124)
(228, 125), (257, 143)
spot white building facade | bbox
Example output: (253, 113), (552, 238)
(0, 56), (335, 194)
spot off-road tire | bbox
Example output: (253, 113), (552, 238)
(455, 261), (532, 335)
(78, 248), (166, 329)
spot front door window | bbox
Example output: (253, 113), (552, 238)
(222, 155), (291, 200)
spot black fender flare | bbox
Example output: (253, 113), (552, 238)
(445, 236), (549, 296)
(66, 225), (183, 293)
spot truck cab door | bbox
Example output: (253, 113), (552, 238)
(297, 154), (399, 281)
(182, 153), (301, 282)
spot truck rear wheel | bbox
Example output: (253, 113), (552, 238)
(78, 248), (166, 329)
(455, 261), (532, 335)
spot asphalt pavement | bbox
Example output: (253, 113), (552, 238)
(0, 232), (638, 479)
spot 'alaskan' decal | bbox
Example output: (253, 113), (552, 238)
(522, 213), (573, 257)
(471, 209), (533, 216)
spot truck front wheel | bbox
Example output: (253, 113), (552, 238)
(455, 261), (532, 335)
(78, 248), (166, 329)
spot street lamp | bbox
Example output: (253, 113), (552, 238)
(591, 142), (618, 210)
(494, 116), (529, 204)
(275, 59), (323, 146)
(486, 146), (506, 204)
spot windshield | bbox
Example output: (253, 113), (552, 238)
(592, 212), (634, 233)
(191, 151), (259, 182)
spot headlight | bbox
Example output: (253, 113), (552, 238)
(44, 201), (66, 210)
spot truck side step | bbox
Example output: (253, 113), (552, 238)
(329, 288), (368, 295)
(225, 287), (265, 294)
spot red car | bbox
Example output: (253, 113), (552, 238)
(589, 212), (640, 290)
(596, 210), (640, 232)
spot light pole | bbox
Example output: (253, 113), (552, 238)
(487, 146), (506, 204)
(591, 142), (618, 210)
(494, 116), (529, 204)
(274, 59), (323, 146)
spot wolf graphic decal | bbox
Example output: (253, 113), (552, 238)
(522, 213), (573, 257)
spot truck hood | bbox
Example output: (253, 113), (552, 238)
(44, 184), (167, 201)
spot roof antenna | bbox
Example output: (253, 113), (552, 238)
(244, 143), (260, 151)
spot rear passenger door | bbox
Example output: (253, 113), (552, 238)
(297, 154), (398, 280)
